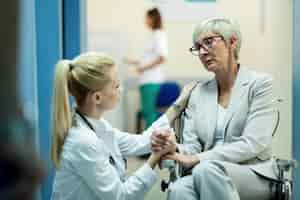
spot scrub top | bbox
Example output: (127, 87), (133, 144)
(138, 30), (168, 85)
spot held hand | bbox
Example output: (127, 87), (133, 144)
(151, 129), (176, 154)
(148, 131), (174, 169)
(157, 133), (176, 169)
(162, 132), (177, 155)
(151, 130), (169, 152)
(163, 153), (200, 168)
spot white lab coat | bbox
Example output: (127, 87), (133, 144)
(51, 113), (169, 200)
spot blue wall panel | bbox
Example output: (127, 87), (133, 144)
(19, 0), (38, 133)
(35, 0), (83, 199)
(35, 1), (62, 199)
(293, 0), (300, 199)
(63, 0), (81, 59)
(19, 1), (40, 199)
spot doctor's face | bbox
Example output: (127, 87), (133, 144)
(97, 66), (121, 111)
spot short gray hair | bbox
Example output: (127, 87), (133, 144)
(192, 17), (242, 60)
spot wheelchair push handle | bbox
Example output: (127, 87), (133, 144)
(276, 159), (298, 172)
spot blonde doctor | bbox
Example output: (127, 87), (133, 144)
(50, 52), (188, 200)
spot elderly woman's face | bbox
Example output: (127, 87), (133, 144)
(196, 32), (232, 73)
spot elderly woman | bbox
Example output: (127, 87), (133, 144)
(152, 18), (279, 200)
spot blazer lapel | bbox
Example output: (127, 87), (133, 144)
(223, 67), (250, 134)
(203, 79), (218, 150)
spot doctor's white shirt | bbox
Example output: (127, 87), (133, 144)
(51, 114), (169, 200)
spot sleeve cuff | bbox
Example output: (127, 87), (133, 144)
(134, 163), (158, 190)
(142, 114), (170, 149)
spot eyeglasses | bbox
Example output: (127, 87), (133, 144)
(189, 35), (224, 56)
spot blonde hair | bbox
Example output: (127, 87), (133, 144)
(51, 52), (115, 168)
(193, 17), (242, 60)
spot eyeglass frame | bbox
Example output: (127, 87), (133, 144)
(189, 35), (225, 56)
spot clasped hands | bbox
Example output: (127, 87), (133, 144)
(149, 81), (200, 168)
(150, 129), (199, 169)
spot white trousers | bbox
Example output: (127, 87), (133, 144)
(167, 160), (273, 200)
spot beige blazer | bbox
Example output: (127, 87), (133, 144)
(177, 66), (279, 180)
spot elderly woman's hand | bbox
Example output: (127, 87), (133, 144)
(163, 153), (200, 169)
(151, 129), (177, 155)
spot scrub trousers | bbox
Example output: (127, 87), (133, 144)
(139, 83), (161, 129)
(167, 160), (273, 200)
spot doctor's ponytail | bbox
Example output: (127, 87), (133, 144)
(51, 60), (73, 168)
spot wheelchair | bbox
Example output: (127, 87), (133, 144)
(270, 159), (298, 200)
(161, 98), (298, 200)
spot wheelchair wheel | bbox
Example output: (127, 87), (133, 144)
(273, 180), (292, 200)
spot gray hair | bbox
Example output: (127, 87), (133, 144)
(192, 17), (242, 60)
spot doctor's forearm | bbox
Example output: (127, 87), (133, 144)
(147, 154), (160, 169)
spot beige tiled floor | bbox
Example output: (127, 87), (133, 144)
(126, 157), (169, 200)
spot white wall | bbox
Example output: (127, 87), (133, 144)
(87, 0), (293, 158)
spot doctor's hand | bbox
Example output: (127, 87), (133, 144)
(151, 129), (176, 155)
(148, 129), (175, 169)
(162, 153), (200, 169)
